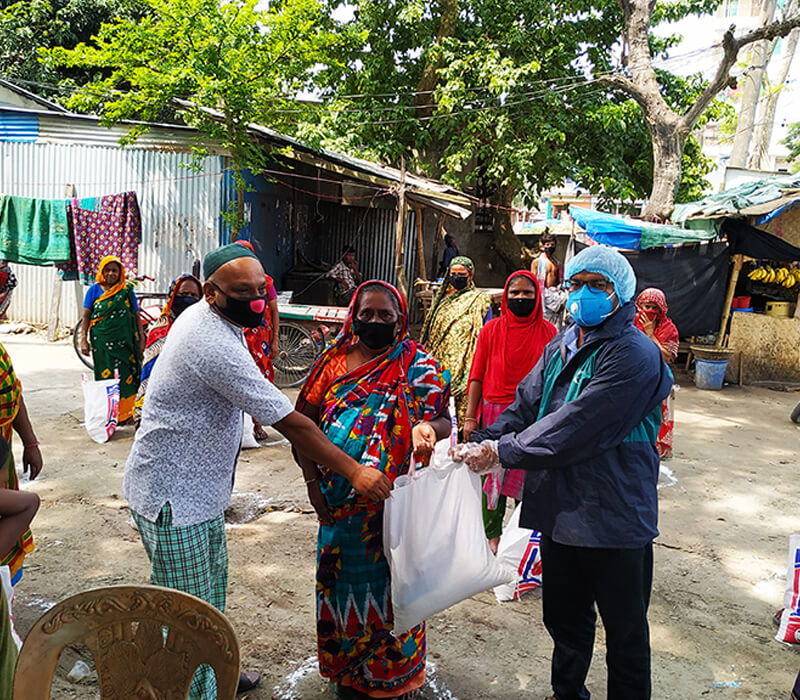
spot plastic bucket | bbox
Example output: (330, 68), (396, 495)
(694, 358), (729, 391)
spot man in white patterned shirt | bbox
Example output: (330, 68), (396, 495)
(123, 243), (389, 699)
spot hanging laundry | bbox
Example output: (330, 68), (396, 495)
(0, 195), (71, 265)
(65, 192), (141, 285)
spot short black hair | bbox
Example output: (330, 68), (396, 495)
(541, 230), (556, 245)
(354, 282), (402, 316)
(342, 245), (356, 255)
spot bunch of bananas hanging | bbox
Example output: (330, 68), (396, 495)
(748, 265), (800, 288)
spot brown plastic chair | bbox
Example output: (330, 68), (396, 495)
(13, 584), (240, 699)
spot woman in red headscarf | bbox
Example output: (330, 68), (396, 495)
(235, 240), (280, 440)
(464, 270), (557, 551)
(634, 287), (679, 459)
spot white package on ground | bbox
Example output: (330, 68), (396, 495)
(384, 440), (515, 635)
(81, 372), (119, 444)
(494, 503), (543, 603)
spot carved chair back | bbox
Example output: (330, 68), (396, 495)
(13, 584), (240, 699)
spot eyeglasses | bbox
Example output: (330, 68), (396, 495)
(568, 278), (612, 292)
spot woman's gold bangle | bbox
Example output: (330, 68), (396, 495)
(464, 417), (478, 424)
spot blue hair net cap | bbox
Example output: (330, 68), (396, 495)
(564, 245), (637, 304)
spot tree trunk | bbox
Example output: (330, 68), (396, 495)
(729, 0), (778, 167)
(749, 17), (800, 169)
(641, 122), (688, 220)
(414, 0), (458, 119)
(490, 185), (526, 271)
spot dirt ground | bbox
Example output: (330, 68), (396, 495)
(5, 332), (800, 699)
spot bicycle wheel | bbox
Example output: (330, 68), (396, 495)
(73, 320), (94, 370)
(273, 322), (318, 388)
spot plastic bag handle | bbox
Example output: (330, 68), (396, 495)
(449, 396), (458, 447)
(408, 454), (418, 479)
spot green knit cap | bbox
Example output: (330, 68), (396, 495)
(203, 243), (259, 279)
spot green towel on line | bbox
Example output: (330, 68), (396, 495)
(0, 194), (71, 265)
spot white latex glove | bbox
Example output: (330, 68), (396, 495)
(449, 440), (501, 474)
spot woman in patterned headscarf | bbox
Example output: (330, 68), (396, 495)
(296, 280), (451, 699)
(420, 256), (491, 426)
(79, 256), (145, 423)
(634, 287), (679, 458)
(133, 273), (202, 424)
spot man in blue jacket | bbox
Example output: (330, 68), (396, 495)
(455, 245), (673, 700)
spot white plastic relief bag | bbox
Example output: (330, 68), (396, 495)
(81, 371), (119, 444)
(383, 439), (516, 635)
(494, 503), (543, 603)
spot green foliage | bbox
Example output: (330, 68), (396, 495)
(298, 0), (718, 211)
(0, 0), (149, 96)
(783, 121), (800, 169)
(42, 0), (338, 232)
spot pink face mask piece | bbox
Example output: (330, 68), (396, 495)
(249, 298), (266, 313)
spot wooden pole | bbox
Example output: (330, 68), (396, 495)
(716, 253), (744, 348)
(413, 205), (427, 282)
(394, 157), (409, 299)
(47, 183), (75, 341)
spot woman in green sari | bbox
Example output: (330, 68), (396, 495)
(80, 256), (144, 423)
(420, 256), (490, 426)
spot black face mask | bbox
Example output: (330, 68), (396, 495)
(172, 294), (199, 317)
(543, 244), (556, 255)
(450, 274), (469, 291)
(507, 297), (538, 317)
(212, 284), (266, 328)
(352, 318), (396, 350)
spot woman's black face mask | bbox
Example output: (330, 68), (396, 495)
(450, 274), (469, 291)
(352, 318), (396, 350)
(507, 297), (537, 317)
(172, 294), (198, 317)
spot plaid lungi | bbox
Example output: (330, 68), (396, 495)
(133, 503), (228, 700)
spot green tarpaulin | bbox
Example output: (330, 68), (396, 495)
(672, 174), (800, 224)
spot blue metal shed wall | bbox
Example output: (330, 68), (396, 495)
(0, 110), (38, 142)
(0, 140), (221, 325)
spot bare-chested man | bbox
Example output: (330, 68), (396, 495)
(531, 230), (567, 328)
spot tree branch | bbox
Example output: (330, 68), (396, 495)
(683, 14), (800, 128)
(597, 73), (651, 111)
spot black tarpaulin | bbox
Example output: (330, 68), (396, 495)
(722, 218), (800, 261)
(622, 243), (730, 337)
(569, 240), (730, 336)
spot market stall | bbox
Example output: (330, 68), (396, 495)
(673, 177), (800, 384)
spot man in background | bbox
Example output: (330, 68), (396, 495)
(327, 245), (362, 306)
(532, 230), (567, 329)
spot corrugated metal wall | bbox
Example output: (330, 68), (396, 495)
(312, 203), (421, 315)
(0, 111), (38, 142)
(0, 141), (221, 326)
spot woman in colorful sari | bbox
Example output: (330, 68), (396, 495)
(0, 345), (42, 585)
(80, 256), (145, 423)
(133, 273), (202, 424)
(420, 256), (490, 426)
(295, 280), (451, 700)
(463, 270), (557, 552)
(634, 287), (680, 459)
